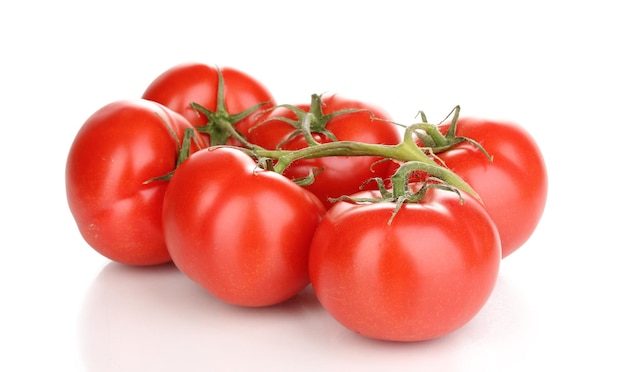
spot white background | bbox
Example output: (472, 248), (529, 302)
(1, 1), (624, 371)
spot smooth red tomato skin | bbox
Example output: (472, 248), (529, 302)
(248, 94), (402, 208)
(162, 147), (326, 307)
(66, 99), (206, 265)
(437, 118), (548, 258)
(309, 188), (501, 341)
(142, 62), (275, 144)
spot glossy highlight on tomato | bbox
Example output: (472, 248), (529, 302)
(309, 187), (501, 341)
(162, 147), (326, 307)
(65, 99), (206, 265)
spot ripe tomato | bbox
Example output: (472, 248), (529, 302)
(142, 62), (275, 146)
(247, 94), (402, 209)
(435, 118), (548, 258)
(65, 99), (206, 266)
(162, 147), (326, 307)
(308, 187), (501, 342)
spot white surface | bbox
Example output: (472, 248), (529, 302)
(2, 1), (624, 371)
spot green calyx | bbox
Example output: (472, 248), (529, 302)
(331, 161), (466, 224)
(190, 68), (270, 147)
(252, 93), (375, 148)
(408, 106), (492, 160)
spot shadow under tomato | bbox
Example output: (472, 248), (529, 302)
(79, 262), (329, 372)
(79, 261), (534, 372)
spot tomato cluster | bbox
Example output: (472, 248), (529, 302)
(66, 62), (547, 342)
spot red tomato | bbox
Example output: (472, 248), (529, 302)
(162, 147), (326, 307)
(142, 62), (275, 145)
(247, 94), (402, 209)
(435, 118), (548, 258)
(308, 187), (501, 341)
(66, 99), (206, 266)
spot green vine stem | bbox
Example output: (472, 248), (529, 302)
(237, 122), (481, 202)
(166, 93), (488, 204)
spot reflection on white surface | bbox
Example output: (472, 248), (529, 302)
(79, 262), (535, 371)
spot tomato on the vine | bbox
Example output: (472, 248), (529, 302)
(142, 62), (275, 146)
(247, 94), (402, 209)
(308, 186), (501, 341)
(162, 147), (326, 307)
(434, 118), (548, 258)
(66, 99), (206, 266)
